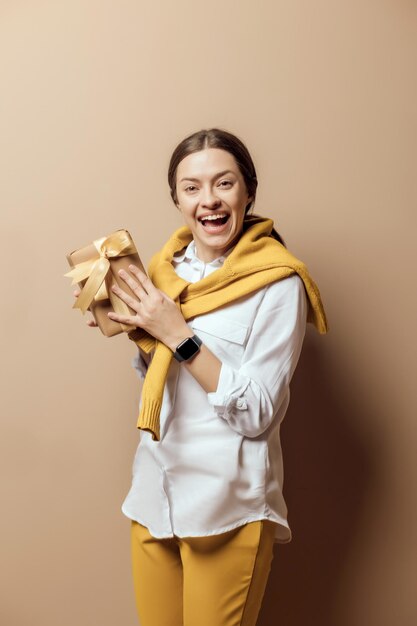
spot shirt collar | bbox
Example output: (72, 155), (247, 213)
(172, 239), (235, 267)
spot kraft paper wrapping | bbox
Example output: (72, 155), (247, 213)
(65, 229), (146, 337)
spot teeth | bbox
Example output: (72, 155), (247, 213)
(200, 214), (228, 222)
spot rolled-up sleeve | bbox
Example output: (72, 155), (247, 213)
(207, 275), (308, 437)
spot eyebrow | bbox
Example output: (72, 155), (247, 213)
(179, 169), (235, 183)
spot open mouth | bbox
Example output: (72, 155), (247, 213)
(198, 214), (230, 228)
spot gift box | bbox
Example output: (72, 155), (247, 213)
(65, 229), (146, 337)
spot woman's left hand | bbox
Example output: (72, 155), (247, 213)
(107, 264), (192, 351)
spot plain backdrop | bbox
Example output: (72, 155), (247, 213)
(0, 1), (416, 625)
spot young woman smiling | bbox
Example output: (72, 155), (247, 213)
(75, 128), (328, 626)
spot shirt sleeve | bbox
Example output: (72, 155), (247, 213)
(206, 274), (308, 438)
(131, 347), (150, 380)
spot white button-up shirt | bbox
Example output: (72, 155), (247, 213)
(121, 239), (308, 543)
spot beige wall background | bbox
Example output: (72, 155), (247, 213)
(1, 1), (415, 625)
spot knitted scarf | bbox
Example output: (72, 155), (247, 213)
(128, 214), (328, 441)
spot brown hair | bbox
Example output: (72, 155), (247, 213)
(167, 128), (286, 246)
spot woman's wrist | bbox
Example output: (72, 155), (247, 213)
(127, 324), (195, 354)
(166, 327), (195, 353)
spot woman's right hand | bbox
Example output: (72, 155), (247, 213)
(73, 288), (98, 327)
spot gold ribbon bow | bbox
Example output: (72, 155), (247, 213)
(65, 230), (137, 330)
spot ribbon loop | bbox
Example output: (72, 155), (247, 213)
(65, 229), (138, 315)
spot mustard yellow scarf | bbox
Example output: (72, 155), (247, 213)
(128, 214), (328, 441)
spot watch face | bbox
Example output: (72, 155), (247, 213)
(177, 337), (199, 360)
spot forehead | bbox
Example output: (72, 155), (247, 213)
(176, 148), (240, 181)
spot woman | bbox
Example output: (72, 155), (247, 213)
(75, 128), (328, 626)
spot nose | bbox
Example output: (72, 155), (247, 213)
(201, 186), (221, 209)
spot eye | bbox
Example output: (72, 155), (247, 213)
(219, 180), (232, 187)
(185, 185), (197, 192)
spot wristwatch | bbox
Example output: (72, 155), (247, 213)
(173, 334), (202, 362)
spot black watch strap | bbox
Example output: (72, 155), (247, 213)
(173, 334), (202, 362)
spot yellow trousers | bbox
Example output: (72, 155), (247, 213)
(130, 519), (276, 626)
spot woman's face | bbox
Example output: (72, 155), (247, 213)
(175, 148), (252, 263)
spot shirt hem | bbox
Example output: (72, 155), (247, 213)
(122, 506), (291, 543)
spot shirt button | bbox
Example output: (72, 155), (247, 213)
(236, 398), (247, 409)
